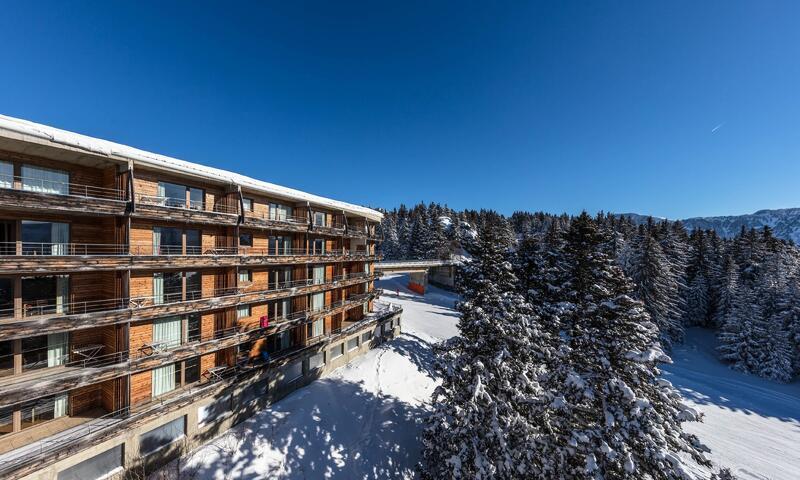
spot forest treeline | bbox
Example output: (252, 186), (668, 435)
(379, 203), (800, 383)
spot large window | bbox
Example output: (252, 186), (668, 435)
(242, 198), (253, 212)
(185, 271), (201, 300)
(347, 337), (359, 351)
(153, 316), (181, 350)
(238, 269), (252, 284)
(153, 272), (182, 304)
(22, 275), (68, 316)
(237, 305), (251, 320)
(0, 161), (12, 189)
(57, 444), (124, 480)
(153, 227), (182, 255)
(21, 221), (69, 255)
(269, 203), (292, 222)
(139, 416), (185, 456)
(308, 351), (325, 371)
(313, 212), (326, 227)
(279, 361), (302, 386)
(269, 236), (291, 255)
(311, 265), (325, 285)
(239, 232), (253, 248)
(0, 405), (13, 436)
(184, 357), (201, 385)
(152, 363), (179, 397)
(0, 278), (12, 318)
(186, 230), (201, 255)
(0, 341), (12, 377)
(22, 333), (67, 371)
(311, 238), (325, 255)
(157, 182), (203, 210)
(21, 165), (69, 195)
(187, 314), (201, 342)
(308, 318), (323, 339)
(330, 343), (344, 360)
(311, 293), (325, 312)
(19, 394), (68, 429)
(188, 188), (204, 210)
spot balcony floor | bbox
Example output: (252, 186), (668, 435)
(0, 407), (113, 458)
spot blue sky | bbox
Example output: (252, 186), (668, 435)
(1, 1), (799, 218)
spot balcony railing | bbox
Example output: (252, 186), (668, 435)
(244, 210), (310, 226)
(0, 241), (380, 259)
(3, 272), (375, 319)
(135, 194), (240, 215)
(0, 174), (124, 201)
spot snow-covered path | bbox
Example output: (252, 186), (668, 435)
(181, 274), (459, 479)
(663, 328), (800, 480)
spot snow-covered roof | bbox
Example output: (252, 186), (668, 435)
(0, 114), (382, 222)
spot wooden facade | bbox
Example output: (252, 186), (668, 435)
(0, 122), (383, 479)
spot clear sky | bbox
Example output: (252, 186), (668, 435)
(1, 1), (799, 218)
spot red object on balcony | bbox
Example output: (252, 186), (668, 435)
(260, 315), (269, 328)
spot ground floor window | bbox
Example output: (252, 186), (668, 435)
(308, 351), (325, 370)
(198, 393), (231, 427)
(139, 416), (185, 456)
(57, 444), (123, 480)
(330, 343), (344, 360)
(347, 337), (359, 351)
(362, 331), (372, 344)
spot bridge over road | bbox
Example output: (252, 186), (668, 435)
(375, 259), (460, 294)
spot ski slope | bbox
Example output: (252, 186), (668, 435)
(178, 274), (459, 479)
(175, 274), (799, 480)
(663, 328), (800, 480)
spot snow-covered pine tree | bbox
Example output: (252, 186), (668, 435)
(420, 216), (555, 479)
(537, 212), (710, 479)
(621, 220), (685, 347)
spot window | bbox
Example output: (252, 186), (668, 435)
(269, 203), (292, 222)
(0, 340), (12, 377)
(20, 394), (68, 429)
(361, 331), (372, 344)
(188, 187), (204, 210)
(311, 265), (325, 285)
(152, 363), (178, 397)
(184, 357), (200, 385)
(0, 161), (12, 188)
(311, 238), (325, 254)
(241, 378), (267, 404)
(239, 232), (253, 248)
(22, 275), (69, 316)
(21, 221), (69, 255)
(308, 351), (325, 370)
(21, 333), (67, 371)
(139, 416), (185, 456)
(57, 444), (124, 480)
(0, 278), (12, 318)
(185, 271), (201, 300)
(157, 182), (187, 208)
(21, 165), (69, 195)
(330, 343), (344, 360)
(238, 269), (252, 283)
(308, 318), (323, 339)
(153, 317), (181, 350)
(154, 272), (183, 304)
(347, 337), (359, 351)
(187, 314), (201, 342)
(153, 227), (182, 255)
(186, 229), (201, 255)
(237, 305), (251, 319)
(313, 212), (326, 227)
(242, 198), (253, 211)
(269, 236), (291, 255)
(0, 405), (12, 436)
(198, 393), (231, 427)
(279, 361), (302, 386)
(311, 293), (324, 312)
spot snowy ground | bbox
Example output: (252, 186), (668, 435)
(177, 274), (459, 479)
(174, 274), (800, 480)
(663, 328), (800, 480)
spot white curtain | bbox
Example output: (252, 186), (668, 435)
(21, 165), (69, 195)
(53, 394), (68, 418)
(280, 298), (291, 318)
(47, 332), (68, 367)
(157, 182), (166, 198)
(313, 266), (325, 285)
(0, 161), (12, 188)
(152, 364), (176, 396)
(152, 228), (162, 255)
(312, 293), (324, 312)
(50, 222), (69, 255)
(153, 316), (181, 349)
(56, 275), (69, 314)
(312, 318), (323, 338)
(153, 273), (164, 305)
(279, 331), (291, 350)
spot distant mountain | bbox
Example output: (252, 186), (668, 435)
(618, 208), (800, 244)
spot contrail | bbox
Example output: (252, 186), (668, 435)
(711, 123), (724, 133)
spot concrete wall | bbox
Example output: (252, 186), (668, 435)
(429, 265), (456, 290)
(20, 312), (402, 480)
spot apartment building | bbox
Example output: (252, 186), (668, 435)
(0, 115), (400, 480)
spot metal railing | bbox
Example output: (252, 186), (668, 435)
(135, 194), (240, 215)
(244, 210), (309, 225)
(2, 272), (375, 319)
(0, 173), (124, 201)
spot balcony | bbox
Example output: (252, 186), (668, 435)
(242, 210), (310, 233)
(0, 272), (380, 340)
(0, 174), (126, 217)
(0, 241), (381, 273)
(133, 193), (240, 226)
